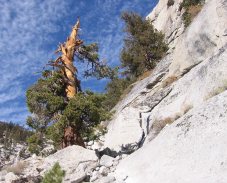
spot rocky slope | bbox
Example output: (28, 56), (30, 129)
(1, 0), (227, 182)
(104, 0), (227, 182)
(104, 0), (227, 151)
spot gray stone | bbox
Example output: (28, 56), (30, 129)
(90, 171), (101, 182)
(92, 141), (103, 150)
(112, 160), (119, 166)
(40, 144), (55, 157)
(66, 171), (86, 183)
(19, 145), (98, 183)
(0, 170), (7, 181)
(87, 141), (94, 146)
(100, 155), (114, 168)
(99, 166), (109, 176)
(103, 56), (170, 151)
(42, 145), (98, 182)
(110, 166), (116, 172)
(5, 172), (18, 183)
(94, 176), (116, 183)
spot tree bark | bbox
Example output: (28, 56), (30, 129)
(62, 126), (85, 148)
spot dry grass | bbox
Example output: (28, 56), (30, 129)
(152, 111), (189, 132)
(162, 76), (178, 88)
(182, 3), (203, 27)
(137, 70), (153, 81)
(152, 117), (174, 133)
(181, 104), (193, 115)
(188, 5), (203, 20)
(204, 80), (227, 100)
(5, 161), (27, 175)
(205, 87), (227, 100)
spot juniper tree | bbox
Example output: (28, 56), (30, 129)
(26, 19), (112, 149)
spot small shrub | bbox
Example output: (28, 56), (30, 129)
(5, 161), (26, 175)
(182, 11), (192, 27)
(27, 133), (42, 155)
(42, 162), (65, 183)
(167, 0), (174, 7)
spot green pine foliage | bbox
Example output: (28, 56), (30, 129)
(47, 91), (111, 144)
(74, 43), (114, 79)
(26, 71), (67, 152)
(180, 0), (203, 8)
(26, 71), (66, 130)
(42, 162), (65, 183)
(120, 12), (168, 78)
(26, 69), (111, 147)
(26, 133), (42, 155)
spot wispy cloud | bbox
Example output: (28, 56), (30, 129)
(0, 0), (72, 123)
(0, 0), (158, 124)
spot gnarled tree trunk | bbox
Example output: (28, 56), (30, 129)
(53, 19), (84, 148)
(56, 19), (83, 98)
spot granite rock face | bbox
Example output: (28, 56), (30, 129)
(147, 0), (184, 49)
(103, 0), (227, 182)
(115, 91), (227, 183)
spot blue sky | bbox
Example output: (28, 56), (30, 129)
(0, 0), (158, 124)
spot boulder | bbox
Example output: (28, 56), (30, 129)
(41, 145), (98, 183)
(87, 141), (94, 146)
(104, 107), (144, 152)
